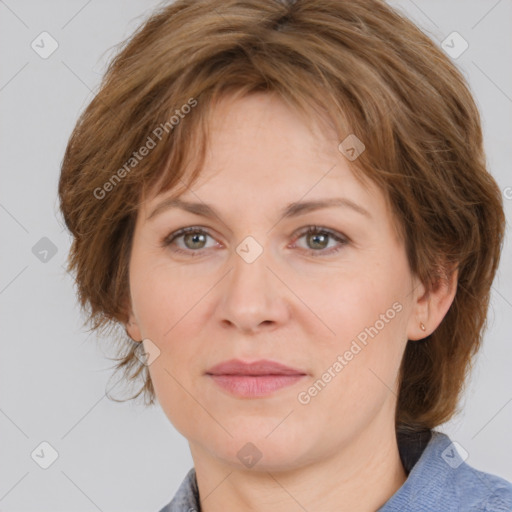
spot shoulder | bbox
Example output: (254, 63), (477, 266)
(485, 485), (512, 512)
(423, 431), (512, 511)
(156, 467), (199, 512)
(449, 461), (512, 511)
(381, 430), (512, 511)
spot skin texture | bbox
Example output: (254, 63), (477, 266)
(126, 93), (457, 512)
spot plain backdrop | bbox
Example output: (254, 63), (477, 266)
(1, 1), (511, 511)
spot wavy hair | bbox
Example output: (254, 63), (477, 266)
(58, 0), (505, 436)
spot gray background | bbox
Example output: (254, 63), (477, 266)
(0, 1), (511, 510)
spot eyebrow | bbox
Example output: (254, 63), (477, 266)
(147, 196), (372, 224)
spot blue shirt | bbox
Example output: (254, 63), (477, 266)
(158, 430), (512, 511)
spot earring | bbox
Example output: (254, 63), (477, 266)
(420, 322), (426, 332)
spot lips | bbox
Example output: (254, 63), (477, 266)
(206, 359), (307, 398)
(206, 359), (306, 376)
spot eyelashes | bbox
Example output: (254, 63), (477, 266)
(162, 226), (219, 256)
(288, 225), (349, 256)
(162, 225), (349, 258)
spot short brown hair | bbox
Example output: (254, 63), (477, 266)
(58, 0), (505, 436)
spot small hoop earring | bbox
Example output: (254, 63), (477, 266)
(420, 322), (426, 332)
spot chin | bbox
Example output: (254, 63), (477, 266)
(200, 424), (317, 472)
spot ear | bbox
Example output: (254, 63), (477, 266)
(125, 308), (142, 342)
(407, 265), (458, 341)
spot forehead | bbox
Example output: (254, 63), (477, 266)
(140, 93), (386, 228)
(206, 92), (340, 163)
(148, 92), (380, 205)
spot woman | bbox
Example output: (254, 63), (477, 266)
(58, 0), (512, 510)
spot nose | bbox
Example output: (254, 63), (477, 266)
(216, 244), (290, 334)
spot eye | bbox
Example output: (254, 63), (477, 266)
(162, 225), (349, 257)
(162, 226), (219, 256)
(290, 225), (349, 257)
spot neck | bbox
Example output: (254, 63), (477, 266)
(190, 418), (407, 512)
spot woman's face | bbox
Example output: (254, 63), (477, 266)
(127, 92), (428, 471)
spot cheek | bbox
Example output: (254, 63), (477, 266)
(148, 359), (206, 439)
(312, 259), (409, 382)
(296, 301), (407, 432)
(129, 246), (193, 335)
(315, 269), (394, 341)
